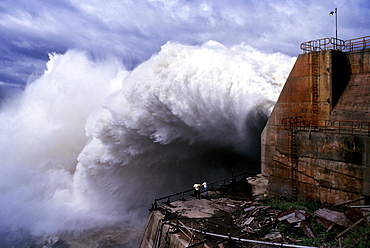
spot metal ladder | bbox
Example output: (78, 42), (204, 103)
(311, 51), (320, 122)
(287, 118), (299, 201)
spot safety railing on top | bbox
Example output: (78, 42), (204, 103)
(149, 171), (254, 211)
(300, 36), (370, 53)
(281, 117), (370, 136)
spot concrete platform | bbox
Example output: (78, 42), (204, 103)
(167, 198), (218, 218)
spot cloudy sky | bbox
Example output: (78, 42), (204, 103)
(0, 0), (369, 88)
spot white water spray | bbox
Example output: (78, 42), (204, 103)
(0, 41), (294, 245)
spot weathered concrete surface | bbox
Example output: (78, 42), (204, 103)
(140, 210), (191, 248)
(331, 51), (370, 120)
(139, 199), (217, 248)
(271, 131), (370, 203)
(261, 50), (334, 177)
(170, 198), (218, 218)
(261, 48), (370, 204)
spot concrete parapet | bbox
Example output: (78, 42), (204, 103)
(140, 211), (189, 248)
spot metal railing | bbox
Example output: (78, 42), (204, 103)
(281, 117), (316, 130)
(149, 171), (254, 211)
(345, 36), (370, 51)
(281, 117), (370, 136)
(325, 120), (370, 135)
(300, 36), (370, 53)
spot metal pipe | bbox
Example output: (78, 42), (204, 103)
(155, 220), (166, 248)
(174, 224), (319, 248)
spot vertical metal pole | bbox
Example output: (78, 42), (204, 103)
(330, 8), (338, 50)
(335, 8), (338, 49)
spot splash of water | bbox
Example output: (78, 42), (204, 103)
(0, 41), (294, 244)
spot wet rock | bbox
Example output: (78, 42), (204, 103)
(247, 174), (268, 200)
(263, 230), (283, 242)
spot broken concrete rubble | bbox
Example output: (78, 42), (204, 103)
(314, 205), (370, 243)
(210, 199), (316, 242)
(277, 207), (315, 238)
(314, 208), (353, 227)
(263, 230), (283, 242)
(208, 196), (370, 247)
(247, 174), (268, 200)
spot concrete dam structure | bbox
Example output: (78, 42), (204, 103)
(261, 36), (370, 204)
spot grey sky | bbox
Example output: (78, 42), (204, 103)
(0, 0), (369, 86)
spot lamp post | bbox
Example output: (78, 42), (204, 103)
(329, 8), (338, 49)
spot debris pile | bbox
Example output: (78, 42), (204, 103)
(210, 198), (314, 243)
(210, 197), (370, 246)
(277, 207), (314, 238)
(315, 206), (369, 242)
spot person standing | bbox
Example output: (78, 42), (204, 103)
(202, 181), (208, 197)
(193, 182), (201, 199)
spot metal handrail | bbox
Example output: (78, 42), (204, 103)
(300, 36), (370, 53)
(325, 120), (370, 135)
(300, 37), (331, 52)
(281, 117), (370, 135)
(150, 171), (254, 210)
(345, 36), (370, 51)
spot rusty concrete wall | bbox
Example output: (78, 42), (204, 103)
(270, 50), (332, 122)
(271, 131), (369, 203)
(331, 50), (370, 121)
(261, 50), (334, 178)
(261, 48), (370, 204)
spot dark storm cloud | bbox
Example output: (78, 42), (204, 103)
(0, 0), (369, 87)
